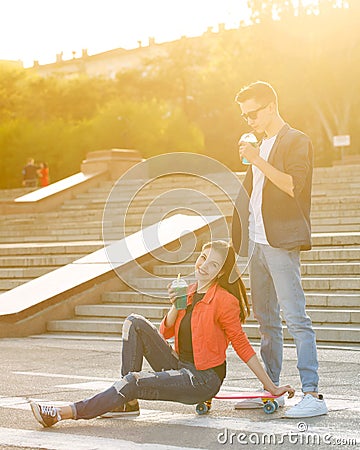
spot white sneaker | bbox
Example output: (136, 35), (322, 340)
(234, 393), (285, 410)
(285, 394), (328, 418)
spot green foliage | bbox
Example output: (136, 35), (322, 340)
(87, 98), (204, 158)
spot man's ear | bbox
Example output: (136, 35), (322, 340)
(268, 101), (277, 113)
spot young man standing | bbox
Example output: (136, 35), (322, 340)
(232, 81), (327, 418)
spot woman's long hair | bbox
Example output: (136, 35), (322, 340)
(202, 240), (250, 323)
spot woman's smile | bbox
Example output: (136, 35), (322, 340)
(197, 267), (208, 276)
(194, 247), (225, 291)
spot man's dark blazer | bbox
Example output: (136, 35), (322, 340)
(232, 124), (313, 256)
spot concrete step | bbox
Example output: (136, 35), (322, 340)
(74, 303), (360, 325)
(131, 276), (360, 291)
(0, 200), (359, 230)
(0, 187), (36, 200)
(0, 221), (103, 232)
(76, 172), (360, 190)
(0, 242), (102, 256)
(46, 317), (359, 344)
(0, 254), (81, 267)
(313, 180), (360, 189)
(75, 177), (360, 192)
(312, 171), (360, 181)
(103, 291), (178, 304)
(3, 230), (357, 247)
(6, 210), (357, 232)
(72, 188), (360, 205)
(6, 206), (360, 226)
(70, 188), (237, 203)
(85, 177), (224, 193)
(102, 290), (360, 308)
(75, 304), (168, 319)
(0, 278), (33, 290)
(311, 199), (360, 210)
(60, 196), (360, 214)
(312, 224), (360, 233)
(46, 318), (163, 334)
(311, 233), (360, 247)
(302, 263), (360, 275)
(243, 323), (360, 344)
(153, 262), (360, 277)
(2, 208), (359, 233)
(0, 226), (138, 237)
(312, 195), (360, 203)
(71, 186), (360, 204)
(0, 228), (105, 237)
(0, 233), (136, 243)
(0, 266), (58, 278)
(311, 209), (360, 219)
(302, 248), (360, 261)
(1, 221), (357, 237)
(0, 242), (104, 293)
(0, 234), (103, 243)
(312, 216), (360, 225)
(29, 332), (122, 341)
(304, 309), (360, 324)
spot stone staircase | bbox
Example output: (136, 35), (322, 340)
(0, 175), (233, 292)
(45, 233), (359, 345)
(1, 166), (359, 346)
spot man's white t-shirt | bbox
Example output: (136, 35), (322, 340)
(249, 135), (277, 244)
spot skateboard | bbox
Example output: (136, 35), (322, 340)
(196, 391), (281, 415)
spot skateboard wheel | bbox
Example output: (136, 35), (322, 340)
(273, 400), (279, 410)
(263, 401), (276, 414)
(196, 403), (209, 415)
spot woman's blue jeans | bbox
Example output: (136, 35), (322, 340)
(74, 314), (222, 419)
(249, 241), (319, 393)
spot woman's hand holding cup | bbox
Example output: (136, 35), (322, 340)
(168, 275), (188, 310)
(167, 283), (177, 306)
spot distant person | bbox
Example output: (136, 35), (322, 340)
(232, 81), (327, 418)
(38, 162), (50, 187)
(22, 158), (39, 188)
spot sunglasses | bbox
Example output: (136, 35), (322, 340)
(239, 104), (269, 122)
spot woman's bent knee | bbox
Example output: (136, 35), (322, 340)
(122, 314), (147, 340)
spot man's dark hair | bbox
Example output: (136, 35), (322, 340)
(235, 81), (278, 106)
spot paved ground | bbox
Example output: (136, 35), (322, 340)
(0, 337), (359, 449)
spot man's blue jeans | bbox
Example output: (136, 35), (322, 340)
(249, 241), (319, 393)
(74, 314), (222, 419)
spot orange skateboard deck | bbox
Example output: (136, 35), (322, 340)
(196, 391), (281, 415)
(215, 391), (279, 400)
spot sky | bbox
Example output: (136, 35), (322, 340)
(0, 0), (251, 68)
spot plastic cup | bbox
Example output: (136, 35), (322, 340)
(239, 132), (258, 165)
(171, 278), (188, 310)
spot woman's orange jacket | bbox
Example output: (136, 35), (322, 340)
(159, 282), (255, 371)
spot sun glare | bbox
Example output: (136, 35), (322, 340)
(1, 0), (250, 68)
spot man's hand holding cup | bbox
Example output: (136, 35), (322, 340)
(238, 132), (259, 165)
